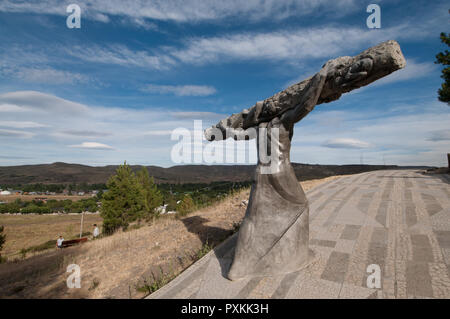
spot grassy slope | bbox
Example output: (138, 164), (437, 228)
(0, 176), (340, 299)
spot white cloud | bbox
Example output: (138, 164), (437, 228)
(68, 142), (114, 150)
(428, 130), (450, 142)
(64, 44), (175, 70)
(168, 23), (426, 66)
(0, 128), (35, 138)
(4, 67), (91, 85)
(0, 90), (448, 167)
(143, 84), (217, 96)
(58, 130), (112, 138)
(373, 60), (438, 86)
(143, 130), (173, 136)
(0, 0), (358, 24)
(0, 121), (49, 128)
(170, 111), (224, 120)
(291, 102), (450, 166)
(322, 138), (372, 149)
(0, 91), (89, 114)
(0, 104), (27, 112)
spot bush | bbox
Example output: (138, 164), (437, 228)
(20, 205), (51, 214)
(176, 194), (195, 217)
(2, 203), (20, 214)
(80, 198), (98, 213)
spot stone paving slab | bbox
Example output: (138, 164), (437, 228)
(148, 170), (450, 299)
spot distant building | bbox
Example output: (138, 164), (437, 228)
(0, 190), (11, 195)
(78, 192), (85, 196)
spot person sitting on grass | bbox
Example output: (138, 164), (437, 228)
(56, 235), (64, 249)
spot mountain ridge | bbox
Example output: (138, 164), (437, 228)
(0, 162), (430, 185)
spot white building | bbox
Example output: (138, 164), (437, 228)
(0, 190), (11, 195)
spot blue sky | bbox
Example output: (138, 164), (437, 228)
(0, 0), (449, 167)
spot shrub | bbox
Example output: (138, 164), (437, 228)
(20, 205), (51, 214)
(176, 194), (195, 217)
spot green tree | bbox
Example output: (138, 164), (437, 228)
(95, 190), (104, 201)
(176, 194), (195, 217)
(435, 31), (450, 104)
(137, 167), (163, 219)
(100, 162), (145, 234)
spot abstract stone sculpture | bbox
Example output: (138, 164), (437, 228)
(204, 40), (406, 280)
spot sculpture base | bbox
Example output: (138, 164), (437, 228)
(227, 198), (311, 281)
(227, 248), (316, 281)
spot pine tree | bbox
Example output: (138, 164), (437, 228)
(137, 167), (163, 219)
(435, 31), (450, 104)
(177, 194), (195, 216)
(100, 162), (145, 234)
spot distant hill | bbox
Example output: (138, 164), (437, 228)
(0, 162), (430, 185)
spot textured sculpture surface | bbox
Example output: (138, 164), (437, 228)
(204, 40), (406, 280)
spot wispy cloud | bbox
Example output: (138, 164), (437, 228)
(322, 138), (372, 149)
(142, 84), (217, 96)
(0, 90), (448, 166)
(3, 67), (91, 85)
(291, 101), (450, 166)
(143, 130), (173, 136)
(0, 128), (35, 138)
(170, 111), (224, 120)
(169, 24), (422, 65)
(0, 0), (358, 24)
(64, 44), (175, 70)
(428, 130), (450, 142)
(0, 91), (89, 114)
(373, 59), (438, 86)
(0, 121), (49, 129)
(59, 130), (112, 138)
(68, 142), (114, 150)
(0, 104), (28, 112)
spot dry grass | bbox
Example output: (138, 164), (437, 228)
(0, 213), (102, 259)
(0, 175), (342, 299)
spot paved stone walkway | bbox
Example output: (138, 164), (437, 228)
(149, 170), (450, 299)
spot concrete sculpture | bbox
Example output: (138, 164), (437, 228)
(204, 40), (406, 280)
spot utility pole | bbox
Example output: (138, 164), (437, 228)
(80, 211), (84, 238)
